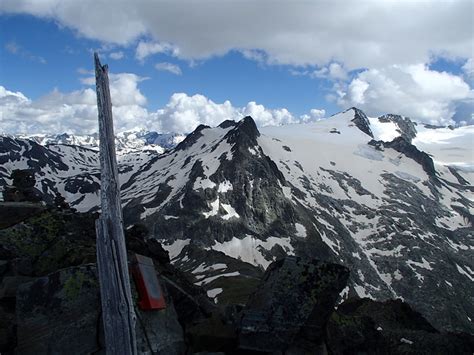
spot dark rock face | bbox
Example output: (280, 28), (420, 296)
(11, 170), (35, 189)
(378, 114), (418, 142)
(15, 264), (186, 355)
(175, 124), (210, 151)
(448, 166), (470, 186)
(238, 257), (350, 352)
(383, 137), (438, 179)
(134, 116), (297, 252)
(126, 224), (171, 265)
(0, 210), (98, 276)
(0, 209), (206, 354)
(186, 310), (238, 353)
(3, 170), (43, 203)
(16, 265), (102, 354)
(350, 107), (374, 137)
(1, 207), (472, 354)
(336, 298), (438, 333)
(0, 137), (68, 173)
(0, 202), (45, 230)
(327, 298), (474, 355)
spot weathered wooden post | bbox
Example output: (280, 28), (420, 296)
(94, 52), (137, 355)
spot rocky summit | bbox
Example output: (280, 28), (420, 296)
(1, 207), (472, 354)
(0, 107), (473, 353)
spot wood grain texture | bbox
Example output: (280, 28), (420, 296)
(94, 52), (137, 355)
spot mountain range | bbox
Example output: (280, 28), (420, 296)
(1, 107), (472, 334)
(5, 130), (186, 154)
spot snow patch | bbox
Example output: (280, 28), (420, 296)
(210, 235), (294, 269)
(456, 264), (474, 281)
(368, 117), (401, 142)
(221, 203), (240, 220)
(194, 177), (217, 190)
(192, 262), (227, 274)
(218, 180), (233, 193)
(407, 258), (433, 271)
(203, 199), (220, 218)
(354, 284), (374, 299)
(195, 271), (241, 286)
(295, 223), (307, 238)
(160, 238), (190, 260)
(207, 288), (223, 298)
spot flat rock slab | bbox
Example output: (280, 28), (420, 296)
(15, 263), (186, 355)
(238, 256), (349, 352)
(0, 202), (45, 229)
(16, 264), (101, 355)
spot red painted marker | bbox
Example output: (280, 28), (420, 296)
(131, 254), (167, 310)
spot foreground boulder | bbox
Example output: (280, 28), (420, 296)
(327, 298), (474, 355)
(3, 169), (44, 203)
(15, 264), (186, 355)
(238, 256), (350, 352)
(16, 265), (101, 354)
(0, 211), (216, 353)
(0, 202), (45, 230)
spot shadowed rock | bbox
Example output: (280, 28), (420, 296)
(238, 256), (349, 352)
(326, 298), (474, 355)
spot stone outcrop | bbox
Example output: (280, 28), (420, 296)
(327, 298), (474, 355)
(238, 257), (350, 352)
(378, 113), (418, 142)
(0, 207), (472, 354)
(350, 107), (374, 138)
(0, 210), (199, 354)
(2, 169), (44, 203)
(15, 265), (102, 354)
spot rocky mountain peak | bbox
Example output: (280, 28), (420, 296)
(218, 120), (238, 129)
(348, 107), (374, 138)
(224, 116), (260, 149)
(378, 114), (418, 142)
(174, 124), (210, 151)
(371, 136), (438, 180)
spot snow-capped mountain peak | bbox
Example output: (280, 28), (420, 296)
(11, 130), (187, 154)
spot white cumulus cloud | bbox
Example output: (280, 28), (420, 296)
(462, 58), (473, 79)
(0, 83), (326, 134)
(155, 62), (182, 75)
(0, 73), (151, 134)
(109, 51), (124, 60)
(338, 64), (472, 125)
(152, 93), (238, 133)
(135, 41), (179, 62)
(300, 109), (326, 123)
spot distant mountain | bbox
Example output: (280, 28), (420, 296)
(1, 108), (472, 333)
(9, 130), (186, 154)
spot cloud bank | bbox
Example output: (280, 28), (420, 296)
(0, 76), (326, 134)
(1, 0), (471, 69)
(0, 0), (472, 126)
(337, 64), (473, 125)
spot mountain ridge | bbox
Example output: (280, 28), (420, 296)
(1, 107), (472, 333)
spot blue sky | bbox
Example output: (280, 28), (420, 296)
(0, 15), (335, 114)
(0, 1), (472, 134)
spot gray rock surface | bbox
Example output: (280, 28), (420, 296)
(16, 265), (102, 354)
(238, 257), (350, 351)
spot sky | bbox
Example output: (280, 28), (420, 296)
(0, 0), (472, 135)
